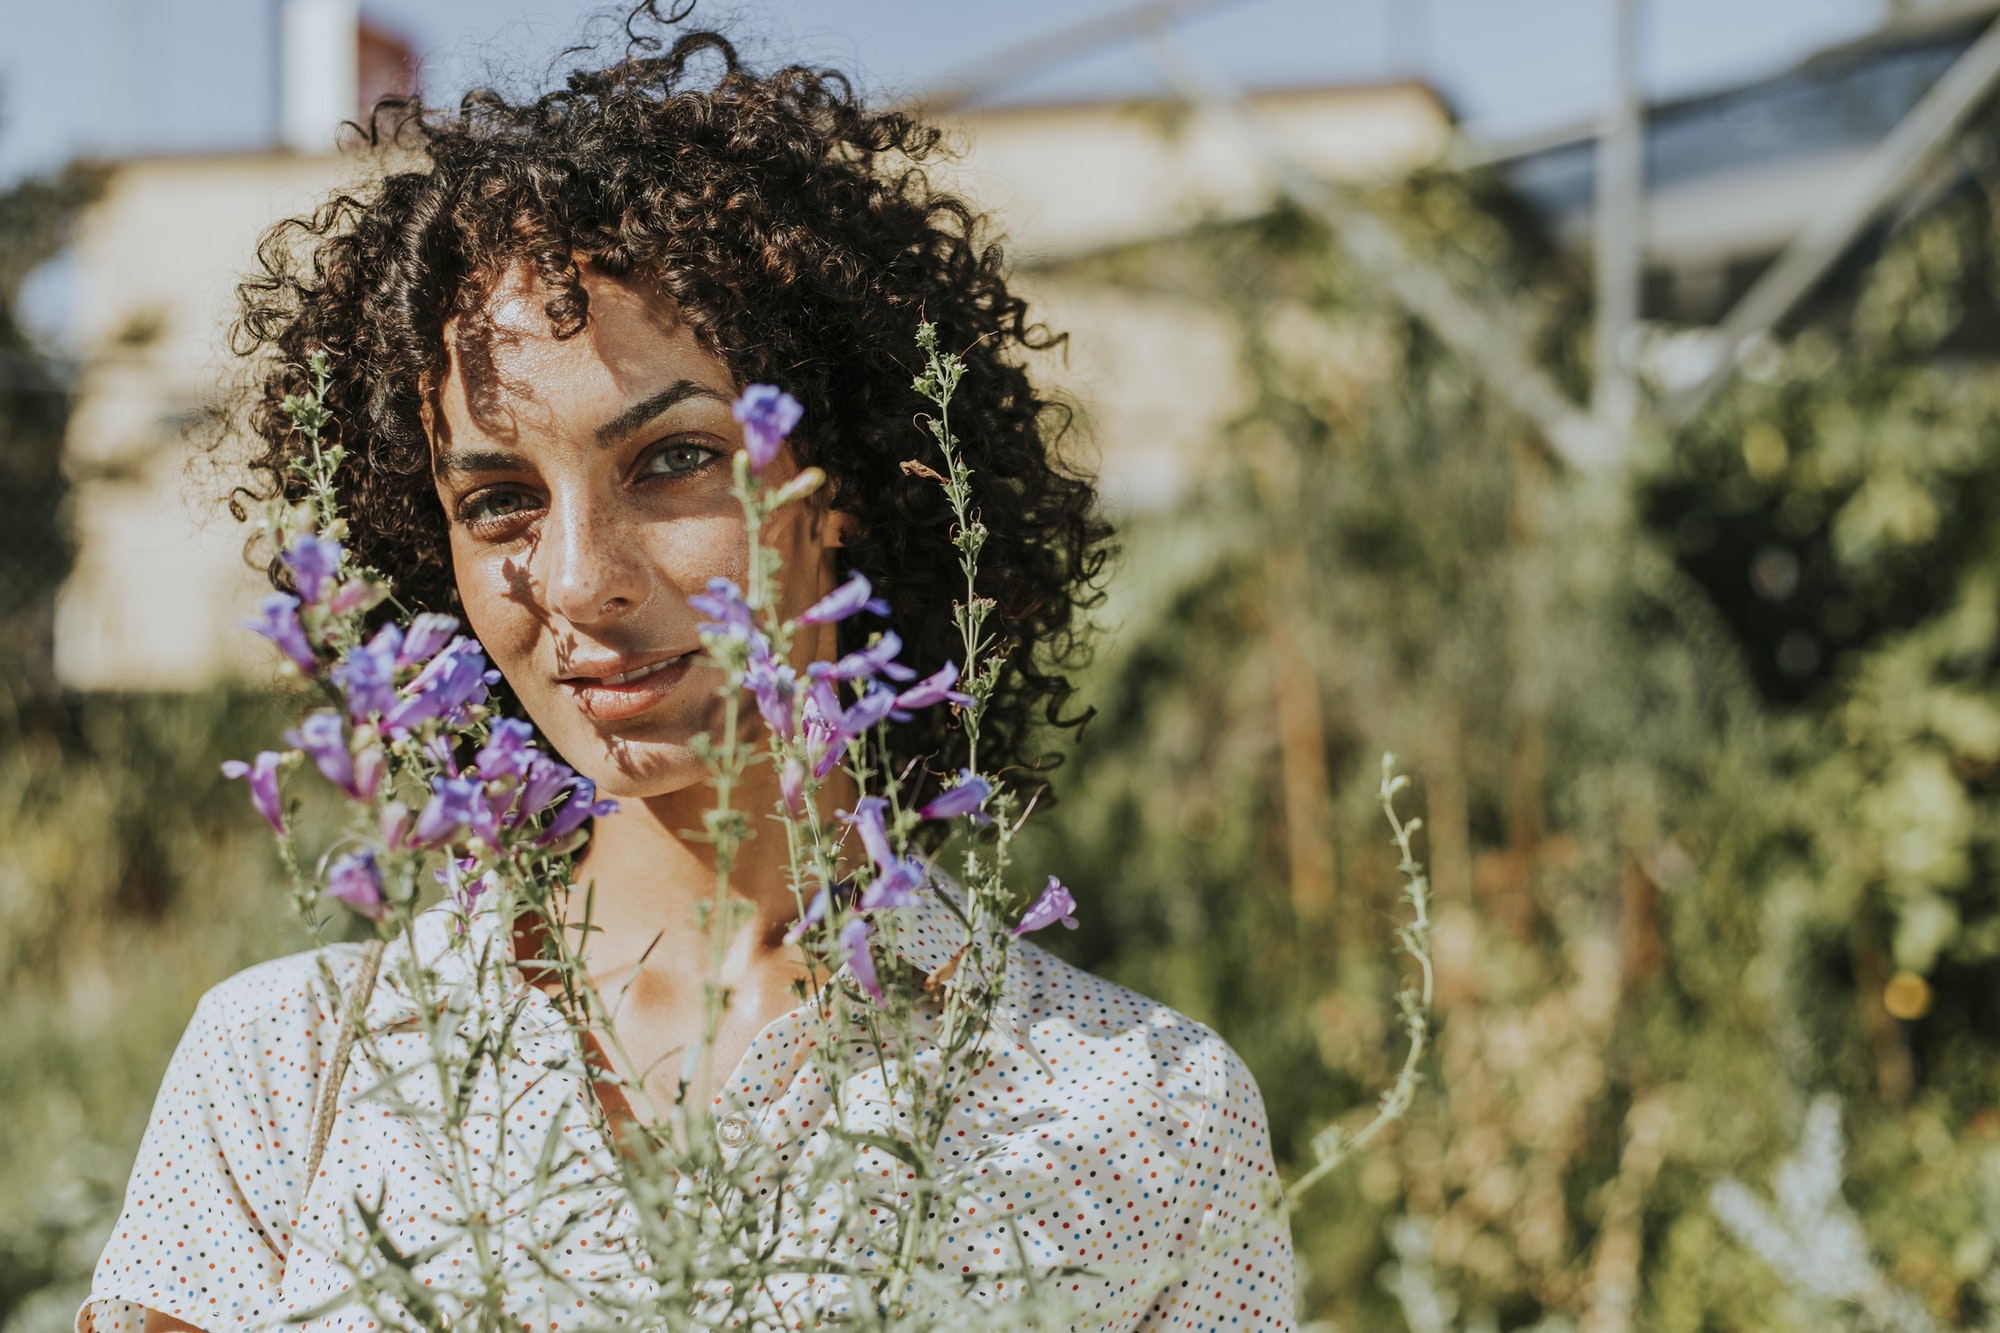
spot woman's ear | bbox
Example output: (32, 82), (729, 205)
(819, 506), (857, 550)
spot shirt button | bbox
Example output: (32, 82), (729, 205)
(716, 1114), (752, 1149)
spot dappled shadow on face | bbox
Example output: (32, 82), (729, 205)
(495, 545), (684, 785)
(603, 733), (646, 781)
(499, 540), (567, 666)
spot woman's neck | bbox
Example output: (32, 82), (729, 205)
(557, 765), (854, 1111)
(565, 765), (854, 977)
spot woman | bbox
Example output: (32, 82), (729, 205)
(82, 14), (1293, 1332)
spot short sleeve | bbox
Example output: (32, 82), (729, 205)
(79, 951), (352, 1333)
(1137, 1042), (1297, 1330)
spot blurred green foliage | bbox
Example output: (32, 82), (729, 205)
(1021, 171), (2000, 1329)
(0, 691), (309, 1332)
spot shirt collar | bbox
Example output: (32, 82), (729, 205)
(366, 885), (1038, 1029)
(875, 888), (1040, 1019)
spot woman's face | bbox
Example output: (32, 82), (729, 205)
(430, 260), (843, 800)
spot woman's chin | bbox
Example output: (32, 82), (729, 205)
(566, 737), (710, 801)
(529, 689), (733, 799)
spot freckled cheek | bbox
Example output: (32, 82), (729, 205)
(648, 511), (754, 599)
(448, 540), (547, 675)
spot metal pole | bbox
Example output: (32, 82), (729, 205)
(1142, 31), (1618, 472)
(913, 0), (1250, 113)
(1593, 0), (1644, 438)
(1664, 15), (2000, 428)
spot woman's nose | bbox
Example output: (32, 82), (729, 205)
(540, 485), (650, 627)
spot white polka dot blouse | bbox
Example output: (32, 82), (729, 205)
(81, 894), (1296, 1331)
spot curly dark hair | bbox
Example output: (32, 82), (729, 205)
(229, 7), (1110, 783)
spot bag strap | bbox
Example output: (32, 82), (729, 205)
(303, 939), (387, 1191)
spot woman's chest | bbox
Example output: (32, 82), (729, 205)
(588, 957), (815, 1117)
(275, 1012), (1204, 1331)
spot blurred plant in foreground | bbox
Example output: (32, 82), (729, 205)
(1711, 1096), (1939, 1333)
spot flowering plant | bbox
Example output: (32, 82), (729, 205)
(220, 332), (1433, 1330)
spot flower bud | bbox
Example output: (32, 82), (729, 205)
(328, 579), (386, 615)
(352, 745), (386, 804)
(780, 756), (807, 818)
(769, 466), (827, 509)
(325, 848), (388, 921)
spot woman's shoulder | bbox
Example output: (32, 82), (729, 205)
(1011, 942), (1269, 1122)
(187, 940), (374, 1046)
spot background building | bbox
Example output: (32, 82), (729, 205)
(46, 48), (1449, 688)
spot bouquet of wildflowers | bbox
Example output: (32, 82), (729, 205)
(219, 330), (1432, 1331)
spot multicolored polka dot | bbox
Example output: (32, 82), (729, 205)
(81, 896), (1294, 1331)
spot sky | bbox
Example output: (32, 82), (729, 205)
(0, 0), (1894, 189)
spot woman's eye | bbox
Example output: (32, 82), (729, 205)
(459, 489), (537, 528)
(640, 441), (720, 479)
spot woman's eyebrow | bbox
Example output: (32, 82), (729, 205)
(594, 380), (732, 447)
(434, 446), (527, 479)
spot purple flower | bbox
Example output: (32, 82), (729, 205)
(789, 885), (831, 940)
(861, 858), (926, 911)
(460, 869), (496, 914)
(221, 751), (285, 833)
(474, 717), (538, 781)
(786, 880), (864, 941)
(840, 796), (896, 871)
(440, 855), (494, 917)
(780, 756), (807, 818)
(828, 796), (926, 911)
(747, 656), (797, 741)
(326, 579), (381, 616)
(803, 676), (844, 778)
(424, 734), (460, 777)
(841, 918), (883, 1002)
(288, 711), (356, 797)
(691, 578), (757, 642)
(897, 661), (977, 712)
(833, 682), (900, 747)
(919, 771), (992, 823)
(325, 848), (388, 921)
(538, 777), (619, 847)
(385, 637), (497, 732)
(797, 571), (890, 627)
(805, 681), (902, 779)
(351, 742), (385, 804)
(515, 755), (577, 822)
(411, 776), (499, 849)
(1013, 877), (1079, 937)
(814, 631), (917, 685)
(332, 625), (400, 721)
(283, 534), (342, 604)
(399, 612), (460, 665)
(246, 593), (317, 674)
(733, 384), (803, 472)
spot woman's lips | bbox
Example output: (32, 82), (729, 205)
(559, 652), (696, 722)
